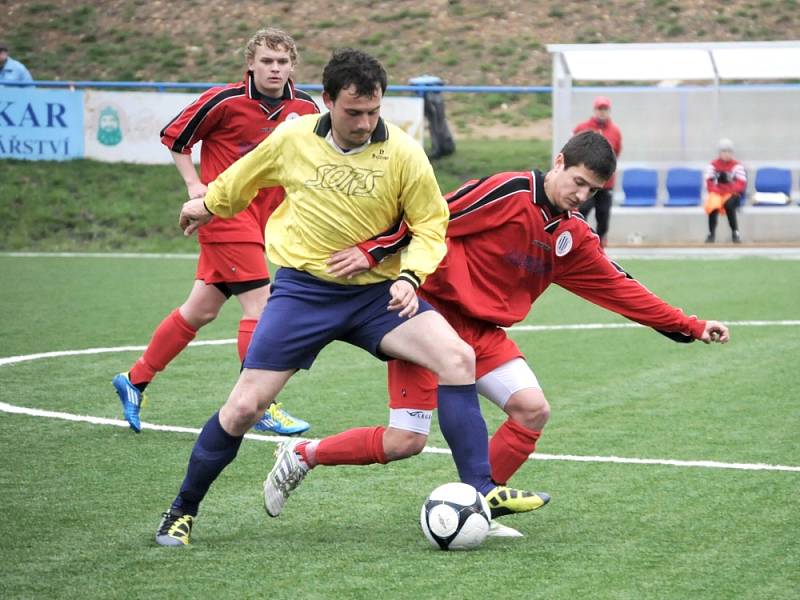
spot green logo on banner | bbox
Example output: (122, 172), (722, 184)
(97, 106), (122, 146)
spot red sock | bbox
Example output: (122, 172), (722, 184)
(237, 318), (258, 362)
(129, 308), (197, 385)
(313, 427), (388, 466)
(489, 418), (541, 485)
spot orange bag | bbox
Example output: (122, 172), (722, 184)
(704, 192), (731, 215)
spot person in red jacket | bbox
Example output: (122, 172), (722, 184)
(704, 138), (747, 243)
(113, 28), (318, 435)
(331, 131), (730, 535)
(573, 96), (622, 247)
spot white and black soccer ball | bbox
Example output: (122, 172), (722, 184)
(419, 482), (491, 551)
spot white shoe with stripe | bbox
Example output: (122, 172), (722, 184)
(263, 440), (309, 517)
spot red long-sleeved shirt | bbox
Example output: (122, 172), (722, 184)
(360, 170), (705, 340)
(160, 73), (318, 244)
(705, 158), (747, 196)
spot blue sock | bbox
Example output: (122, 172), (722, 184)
(436, 383), (494, 495)
(172, 412), (243, 516)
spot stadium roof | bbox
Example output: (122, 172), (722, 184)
(546, 41), (800, 82)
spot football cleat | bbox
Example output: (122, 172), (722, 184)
(485, 485), (550, 519)
(155, 510), (193, 547)
(112, 372), (147, 433)
(487, 520), (524, 538)
(263, 440), (309, 517)
(252, 402), (310, 435)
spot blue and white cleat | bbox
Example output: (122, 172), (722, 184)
(112, 372), (146, 433)
(253, 402), (310, 435)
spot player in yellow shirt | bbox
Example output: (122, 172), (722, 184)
(155, 49), (546, 547)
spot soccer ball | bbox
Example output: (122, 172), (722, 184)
(419, 482), (491, 551)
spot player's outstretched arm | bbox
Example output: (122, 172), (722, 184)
(699, 320), (730, 344)
(179, 197), (213, 236)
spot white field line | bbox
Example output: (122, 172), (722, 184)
(2, 319), (799, 474)
(1, 319), (797, 368)
(0, 401), (797, 473)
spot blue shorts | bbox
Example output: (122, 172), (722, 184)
(243, 268), (434, 371)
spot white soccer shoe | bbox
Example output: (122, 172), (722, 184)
(487, 520), (524, 538)
(263, 440), (309, 517)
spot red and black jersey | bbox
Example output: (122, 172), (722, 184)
(573, 117), (622, 189)
(359, 170), (705, 340)
(160, 72), (319, 244)
(705, 158), (747, 196)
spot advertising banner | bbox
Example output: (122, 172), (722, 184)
(1, 88), (423, 164)
(83, 90), (423, 164)
(83, 90), (200, 164)
(0, 87), (84, 160)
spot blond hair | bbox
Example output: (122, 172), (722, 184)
(245, 28), (298, 64)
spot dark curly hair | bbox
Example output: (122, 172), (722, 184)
(322, 48), (388, 101)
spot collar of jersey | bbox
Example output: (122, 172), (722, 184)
(245, 70), (294, 102)
(313, 113), (388, 146)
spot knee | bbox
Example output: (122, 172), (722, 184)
(435, 340), (475, 384)
(221, 391), (263, 430)
(383, 429), (427, 462)
(182, 306), (220, 329)
(193, 309), (220, 328)
(506, 393), (550, 430)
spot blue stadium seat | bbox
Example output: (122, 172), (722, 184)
(621, 168), (658, 207)
(755, 167), (792, 195)
(753, 167), (792, 206)
(665, 168), (703, 207)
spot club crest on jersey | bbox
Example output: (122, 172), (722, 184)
(285, 112), (301, 121)
(555, 231), (573, 256)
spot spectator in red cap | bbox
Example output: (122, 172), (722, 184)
(572, 96), (622, 247)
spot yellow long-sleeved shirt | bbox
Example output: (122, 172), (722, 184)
(204, 113), (447, 286)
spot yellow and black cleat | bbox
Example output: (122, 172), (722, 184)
(155, 510), (193, 547)
(485, 485), (550, 518)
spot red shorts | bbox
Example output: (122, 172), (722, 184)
(195, 242), (269, 284)
(387, 304), (524, 410)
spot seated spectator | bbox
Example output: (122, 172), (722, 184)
(704, 138), (746, 244)
(0, 41), (32, 83)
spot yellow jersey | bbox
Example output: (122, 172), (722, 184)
(204, 113), (447, 286)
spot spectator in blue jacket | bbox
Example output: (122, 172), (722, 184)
(0, 41), (33, 82)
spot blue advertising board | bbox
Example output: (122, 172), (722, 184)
(0, 88), (84, 160)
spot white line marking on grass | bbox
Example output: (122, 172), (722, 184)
(2, 318), (799, 474)
(0, 401), (798, 473)
(1, 319), (797, 368)
(0, 339), (236, 367)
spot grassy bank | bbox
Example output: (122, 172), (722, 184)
(0, 138), (550, 252)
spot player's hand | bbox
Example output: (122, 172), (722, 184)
(179, 197), (213, 236)
(388, 279), (419, 318)
(700, 320), (730, 344)
(327, 247), (371, 279)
